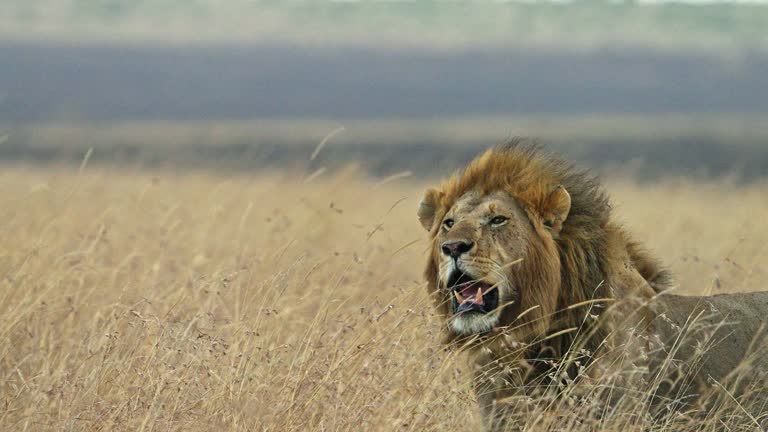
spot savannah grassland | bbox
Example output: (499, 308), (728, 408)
(0, 165), (767, 431)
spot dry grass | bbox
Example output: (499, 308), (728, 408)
(0, 166), (766, 431)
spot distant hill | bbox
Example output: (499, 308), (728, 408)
(3, 2), (768, 179)
(2, 42), (768, 123)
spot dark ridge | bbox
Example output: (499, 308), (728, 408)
(1, 136), (767, 181)
(3, 41), (768, 122)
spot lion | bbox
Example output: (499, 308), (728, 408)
(417, 140), (768, 430)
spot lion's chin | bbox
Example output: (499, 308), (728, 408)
(450, 312), (500, 336)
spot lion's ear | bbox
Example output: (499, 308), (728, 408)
(417, 188), (442, 231)
(542, 185), (571, 233)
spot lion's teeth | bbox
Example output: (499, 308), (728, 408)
(477, 287), (483, 304)
(454, 291), (463, 303)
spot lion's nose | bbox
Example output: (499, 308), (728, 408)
(441, 240), (474, 258)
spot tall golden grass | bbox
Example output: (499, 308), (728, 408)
(0, 166), (766, 431)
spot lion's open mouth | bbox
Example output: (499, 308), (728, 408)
(447, 271), (500, 315)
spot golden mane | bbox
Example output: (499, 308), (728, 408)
(425, 139), (670, 353)
(439, 139), (610, 316)
(419, 141), (768, 430)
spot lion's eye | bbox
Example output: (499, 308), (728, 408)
(490, 215), (509, 226)
(443, 218), (454, 229)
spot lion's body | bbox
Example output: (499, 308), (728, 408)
(651, 291), (768, 405)
(417, 141), (768, 431)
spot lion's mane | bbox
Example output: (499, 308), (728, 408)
(420, 141), (767, 430)
(424, 139), (671, 355)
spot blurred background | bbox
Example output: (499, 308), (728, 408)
(2, 0), (768, 179)
(2, 4), (768, 430)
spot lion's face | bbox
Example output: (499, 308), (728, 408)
(419, 185), (571, 340)
(433, 191), (532, 335)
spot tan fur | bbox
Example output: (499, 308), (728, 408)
(419, 140), (674, 429)
(421, 140), (670, 340)
(419, 141), (768, 430)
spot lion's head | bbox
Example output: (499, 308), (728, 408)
(419, 141), (612, 343)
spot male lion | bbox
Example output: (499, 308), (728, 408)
(418, 141), (768, 430)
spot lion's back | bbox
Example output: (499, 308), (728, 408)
(652, 291), (768, 401)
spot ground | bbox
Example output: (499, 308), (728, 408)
(0, 166), (766, 431)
